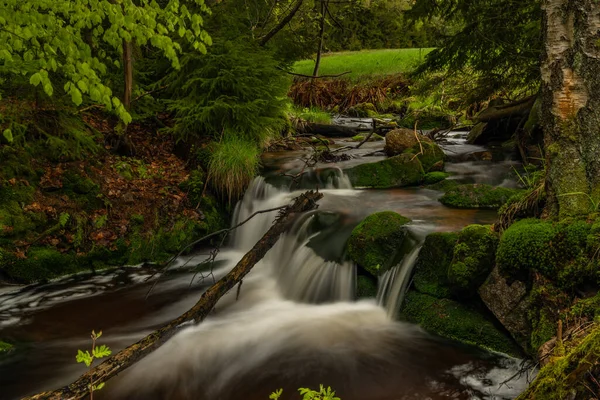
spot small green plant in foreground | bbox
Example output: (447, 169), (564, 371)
(270, 385), (341, 400)
(76, 330), (112, 399)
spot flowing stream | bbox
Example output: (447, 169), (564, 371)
(0, 134), (533, 399)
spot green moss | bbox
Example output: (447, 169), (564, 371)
(130, 214), (145, 225)
(351, 133), (384, 142)
(347, 211), (411, 276)
(412, 232), (458, 298)
(345, 154), (424, 189)
(448, 225), (499, 296)
(567, 292), (600, 321)
(403, 141), (445, 172)
(427, 178), (461, 192)
(0, 340), (13, 354)
(356, 275), (378, 298)
(400, 291), (521, 356)
(423, 172), (449, 185)
(440, 184), (523, 209)
(2, 247), (81, 283)
(517, 326), (600, 400)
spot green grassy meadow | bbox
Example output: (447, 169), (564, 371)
(293, 48), (434, 80)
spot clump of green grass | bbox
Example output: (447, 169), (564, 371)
(208, 137), (260, 203)
(290, 105), (331, 124)
(293, 48), (434, 81)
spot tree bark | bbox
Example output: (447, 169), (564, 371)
(23, 191), (324, 400)
(259, 0), (304, 47)
(312, 0), (327, 77)
(541, 0), (600, 217)
(123, 40), (133, 111)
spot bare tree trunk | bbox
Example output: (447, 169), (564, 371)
(312, 0), (327, 77)
(123, 40), (133, 111)
(541, 0), (600, 217)
(23, 191), (324, 400)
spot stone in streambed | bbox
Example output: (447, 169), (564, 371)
(440, 184), (523, 209)
(345, 154), (424, 189)
(346, 211), (411, 277)
(384, 130), (446, 172)
(411, 232), (458, 299)
(447, 225), (498, 296)
(400, 290), (522, 356)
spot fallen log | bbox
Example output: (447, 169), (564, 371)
(24, 190), (324, 400)
(299, 122), (360, 137)
(476, 95), (536, 123)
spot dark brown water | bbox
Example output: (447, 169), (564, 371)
(0, 135), (534, 400)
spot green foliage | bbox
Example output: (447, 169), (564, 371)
(448, 225), (498, 295)
(294, 49), (433, 81)
(0, 0), (211, 122)
(0, 340), (13, 354)
(346, 154), (424, 189)
(76, 330), (111, 396)
(347, 211), (411, 276)
(2, 247), (79, 283)
(168, 39), (290, 146)
(440, 184), (523, 209)
(270, 385), (340, 400)
(290, 105), (332, 124)
(411, 0), (541, 99)
(207, 137), (260, 203)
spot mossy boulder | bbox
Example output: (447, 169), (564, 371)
(347, 211), (411, 276)
(412, 232), (458, 298)
(345, 154), (424, 189)
(384, 128), (422, 156)
(400, 291), (521, 356)
(440, 184), (523, 209)
(423, 172), (449, 185)
(496, 219), (558, 279)
(448, 225), (499, 295)
(427, 178), (461, 192)
(403, 141), (445, 172)
(356, 275), (378, 299)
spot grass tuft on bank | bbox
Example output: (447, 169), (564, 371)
(293, 48), (434, 81)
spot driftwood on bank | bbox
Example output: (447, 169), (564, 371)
(476, 95), (536, 122)
(24, 190), (324, 400)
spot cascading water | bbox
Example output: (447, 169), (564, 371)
(0, 158), (533, 400)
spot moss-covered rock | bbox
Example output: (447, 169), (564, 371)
(448, 225), (499, 295)
(400, 291), (521, 356)
(517, 325), (600, 400)
(356, 275), (378, 298)
(440, 184), (523, 209)
(345, 154), (424, 189)
(404, 141), (445, 172)
(412, 232), (458, 298)
(423, 172), (449, 185)
(347, 211), (411, 276)
(427, 178), (461, 192)
(496, 219), (558, 279)
(384, 128), (421, 156)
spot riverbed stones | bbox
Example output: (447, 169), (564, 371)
(384, 128), (421, 155)
(440, 184), (523, 209)
(411, 232), (458, 298)
(345, 153), (424, 188)
(346, 211), (411, 276)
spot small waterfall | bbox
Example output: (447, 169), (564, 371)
(228, 169), (356, 304)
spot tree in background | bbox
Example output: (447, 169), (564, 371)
(0, 0), (211, 129)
